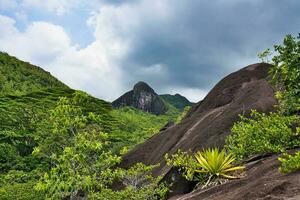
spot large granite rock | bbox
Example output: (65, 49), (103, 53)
(112, 81), (167, 115)
(119, 63), (278, 198)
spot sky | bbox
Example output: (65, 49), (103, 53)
(0, 0), (300, 102)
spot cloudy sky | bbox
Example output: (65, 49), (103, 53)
(0, 0), (300, 102)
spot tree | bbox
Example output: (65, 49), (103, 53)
(34, 91), (167, 199)
(33, 91), (120, 199)
(268, 34), (300, 114)
(35, 130), (121, 199)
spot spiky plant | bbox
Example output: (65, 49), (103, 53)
(194, 148), (245, 187)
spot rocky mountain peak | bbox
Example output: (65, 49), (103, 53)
(112, 81), (167, 115)
(133, 81), (155, 93)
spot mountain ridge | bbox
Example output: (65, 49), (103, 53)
(0, 52), (67, 96)
(160, 93), (193, 111)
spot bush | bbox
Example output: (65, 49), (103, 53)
(165, 150), (201, 182)
(225, 110), (300, 161)
(278, 151), (300, 174)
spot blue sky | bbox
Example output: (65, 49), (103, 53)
(1, 0), (300, 102)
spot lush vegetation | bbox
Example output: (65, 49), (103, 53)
(0, 91), (169, 199)
(2, 32), (300, 199)
(110, 107), (175, 153)
(279, 151), (300, 173)
(226, 33), (300, 173)
(32, 93), (167, 199)
(165, 148), (244, 188)
(0, 52), (67, 95)
(225, 111), (300, 161)
(268, 34), (300, 114)
(0, 53), (187, 199)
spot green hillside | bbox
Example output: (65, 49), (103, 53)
(0, 52), (67, 95)
(160, 93), (193, 111)
(0, 53), (184, 199)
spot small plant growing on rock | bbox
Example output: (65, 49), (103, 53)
(165, 148), (245, 189)
(194, 148), (245, 187)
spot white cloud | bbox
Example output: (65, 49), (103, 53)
(0, 19), (71, 65)
(0, 0), (211, 102)
(0, 15), (18, 37)
(21, 0), (81, 15)
(0, 14), (123, 101)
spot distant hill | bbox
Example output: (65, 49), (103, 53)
(0, 52), (67, 95)
(112, 81), (168, 115)
(160, 94), (193, 111)
(0, 52), (113, 130)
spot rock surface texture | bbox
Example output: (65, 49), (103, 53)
(112, 81), (167, 115)
(120, 63), (281, 198)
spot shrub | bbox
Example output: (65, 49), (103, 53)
(194, 148), (244, 180)
(225, 110), (300, 161)
(278, 151), (300, 174)
(118, 163), (168, 200)
(87, 163), (168, 200)
(165, 150), (201, 182)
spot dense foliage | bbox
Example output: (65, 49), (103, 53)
(279, 151), (300, 173)
(33, 93), (167, 199)
(165, 150), (200, 182)
(0, 181), (44, 200)
(268, 34), (300, 114)
(225, 110), (300, 161)
(0, 53), (183, 199)
(0, 52), (67, 95)
(227, 33), (300, 174)
(32, 92), (118, 199)
(110, 107), (173, 152)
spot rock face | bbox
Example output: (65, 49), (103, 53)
(119, 63), (278, 197)
(112, 81), (167, 115)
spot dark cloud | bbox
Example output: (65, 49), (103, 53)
(115, 0), (300, 98)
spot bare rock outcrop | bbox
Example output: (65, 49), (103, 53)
(120, 63), (278, 197)
(112, 81), (167, 115)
